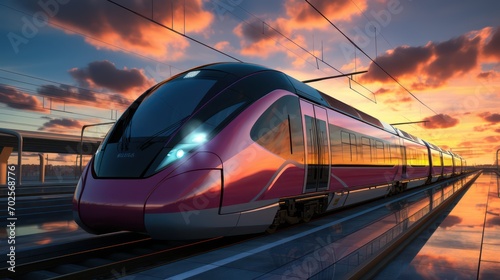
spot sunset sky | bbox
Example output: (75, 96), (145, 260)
(1, 0), (499, 165)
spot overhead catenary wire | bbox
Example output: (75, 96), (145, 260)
(106, 0), (244, 63)
(0, 3), (181, 73)
(216, 3), (337, 77)
(304, 0), (439, 116)
(233, 4), (376, 102)
(0, 69), (130, 105)
(349, 0), (394, 50)
(0, 76), (133, 109)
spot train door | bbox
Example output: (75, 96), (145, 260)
(300, 100), (330, 193)
(401, 143), (408, 177)
(439, 151), (444, 177)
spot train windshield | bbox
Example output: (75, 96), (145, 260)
(93, 68), (296, 178)
(93, 69), (236, 178)
(128, 78), (216, 138)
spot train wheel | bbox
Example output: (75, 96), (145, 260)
(301, 204), (315, 223)
(302, 212), (313, 223)
(266, 223), (279, 234)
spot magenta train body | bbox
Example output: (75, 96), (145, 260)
(73, 63), (465, 239)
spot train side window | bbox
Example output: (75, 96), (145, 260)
(390, 145), (402, 165)
(329, 124), (341, 165)
(341, 131), (356, 162)
(250, 96), (304, 162)
(374, 140), (385, 164)
(361, 137), (372, 163)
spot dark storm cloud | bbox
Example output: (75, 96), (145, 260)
(34, 60), (148, 108)
(420, 114), (459, 129)
(108, 93), (133, 107)
(361, 33), (481, 89)
(0, 84), (44, 111)
(238, 19), (282, 43)
(69, 60), (151, 94)
(37, 84), (97, 103)
(425, 35), (480, 87)
(361, 45), (432, 83)
(484, 27), (500, 59)
(39, 118), (82, 131)
(478, 112), (500, 123)
(477, 71), (497, 79)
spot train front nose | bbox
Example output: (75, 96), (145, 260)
(74, 172), (157, 234)
(73, 152), (226, 237)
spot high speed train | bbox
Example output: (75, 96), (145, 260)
(73, 62), (466, 239)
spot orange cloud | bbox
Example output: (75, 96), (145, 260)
(420, 114), (459, 129)
(361, 32), (482, 89)
(484, 135), (500, 143)
(483, 26), (500, 59)
(477, 71), (498, 80)
(18, 0), (213, 60)
(39, 117), (82, 132)
(233, 0), (367, 59)
(0, 85), (45, 112)
(34, 60), (154, 111)
(69, 60), (155, 98)
(284, 0), (367, 29)
(478, 112), (500, 123)
(234, 19), (282, 58)
(360, 27), (500, 90)
(214, 41), (232, 52)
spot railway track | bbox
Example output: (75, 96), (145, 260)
(1, 232), (258, 279)
(1, 173), (479, 279)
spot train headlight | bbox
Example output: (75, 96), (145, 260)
(191, 133), (207, 143)
(175, 149), (185, 158)
(155, 132), (208, 171)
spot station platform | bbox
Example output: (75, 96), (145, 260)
(126, 172), (497, 279)
(375, 171), (500, 279)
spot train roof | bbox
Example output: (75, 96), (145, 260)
(394, 128), (425, 145)
(194, 62), (271, 77)
(195, 62), (396, 134)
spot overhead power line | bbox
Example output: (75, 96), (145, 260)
(0, 3), (181, 72)
(304, 0), (439, 115)
(220, 3), (376, 102)
(107, 0), (243, 63)
(302, 70), (367, 83)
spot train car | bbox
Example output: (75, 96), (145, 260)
(423, 140), (444, 182)
(441, 150), (454, 178)
(450, 152), (463, 175)
(394, 129), (430, 189)
(316, 95), (404, 211)
(73, 62), (463, 240)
